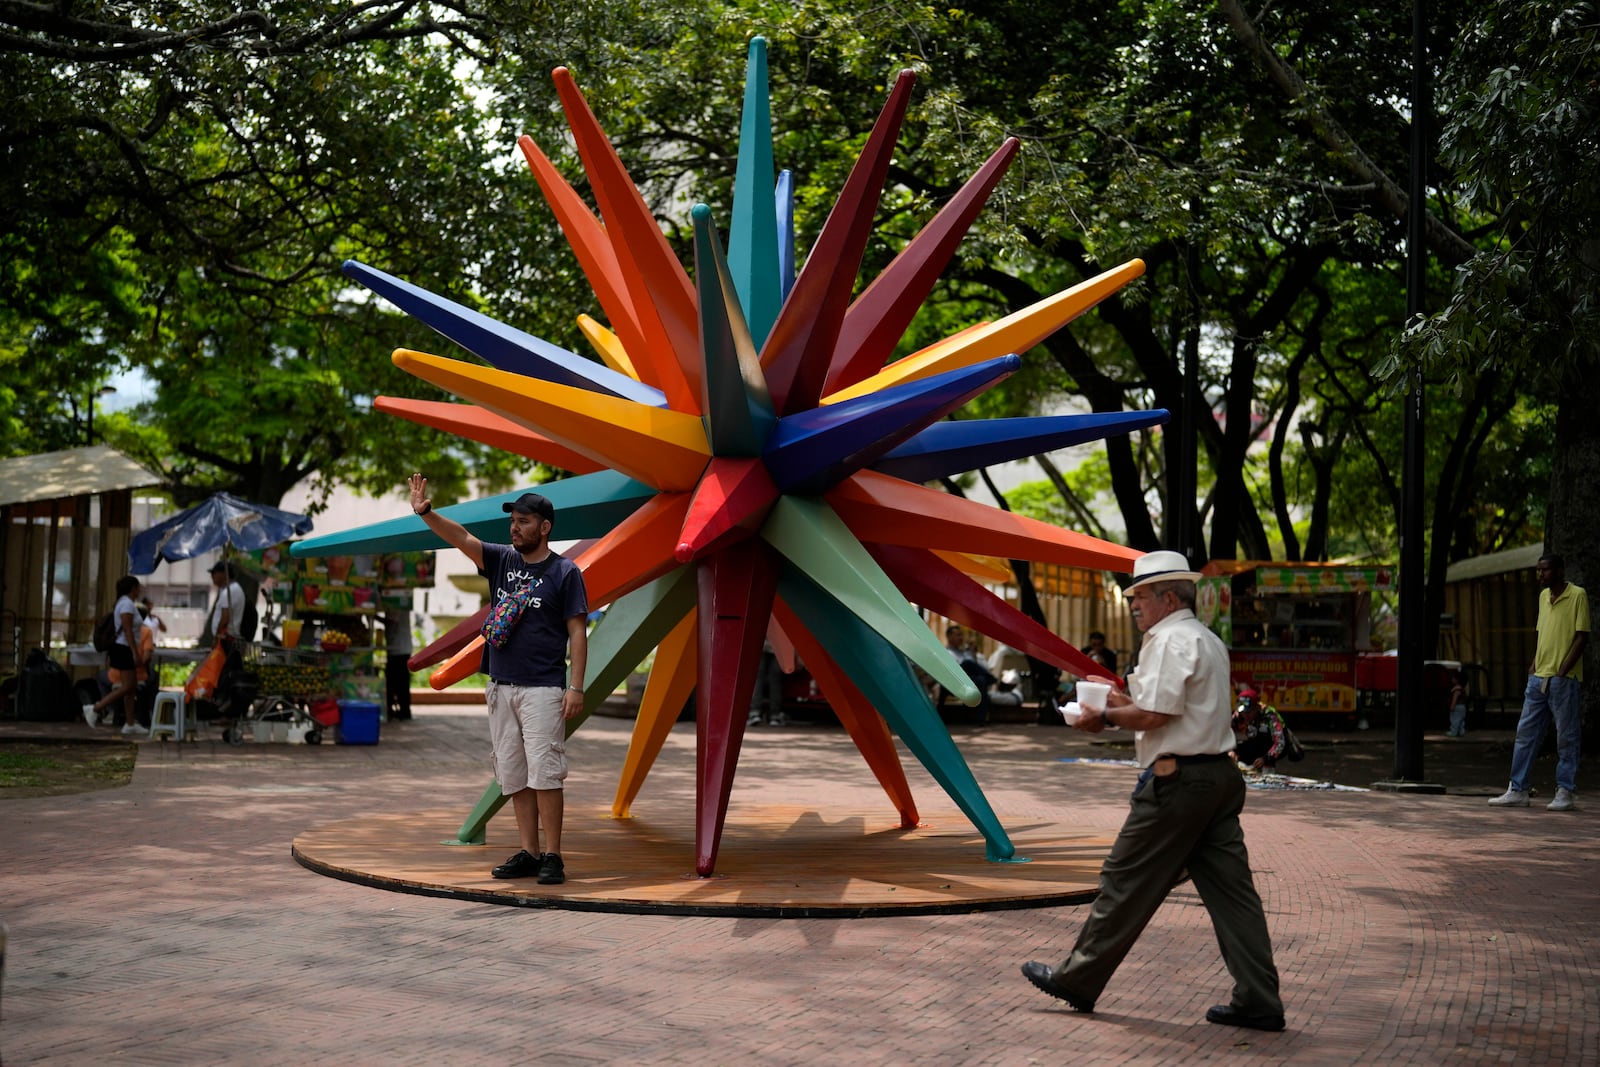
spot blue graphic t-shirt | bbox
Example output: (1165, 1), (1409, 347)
(478, 543), (588, 687)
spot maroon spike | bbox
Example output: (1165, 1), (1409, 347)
(691, 538), (781, 876)
(760, 70), (918, 415)
(825, 138), (1020, 395)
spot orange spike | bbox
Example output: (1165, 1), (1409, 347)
(375, 397), (603, 473)
(570, 493), (693, 606)
(517, 136), (657, 392)
(551, 68), (702, 414)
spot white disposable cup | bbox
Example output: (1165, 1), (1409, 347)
(1058, 702), (1082, 725)
(1076, 681), (1111, 712)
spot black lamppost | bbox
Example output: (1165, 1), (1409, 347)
(1391, 0), (1434, 787)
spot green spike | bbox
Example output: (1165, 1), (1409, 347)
(761, 495), (979, 703)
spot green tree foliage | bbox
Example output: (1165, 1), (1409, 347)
(1, 1), (601, 503)
(2, 1), (1574, 646)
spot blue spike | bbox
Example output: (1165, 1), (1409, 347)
(728, 38), (781, 348)
(289, 470), (656, 556)
(763, 354), (1021, 495)
(775, 170), (796, 302)
(873, 409), (1172, 482)
(777, 564), (1015, 860)
(342, 260), (667, 407)
(691, 204), (777, 457)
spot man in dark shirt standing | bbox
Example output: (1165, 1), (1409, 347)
(408, 474), (588, 885)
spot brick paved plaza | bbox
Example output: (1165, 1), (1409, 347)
(3, 708), (1595, 1065)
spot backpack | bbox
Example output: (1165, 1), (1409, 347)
(92, 610), (118, 653)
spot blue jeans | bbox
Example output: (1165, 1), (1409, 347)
(1507, 674), (1583, 793)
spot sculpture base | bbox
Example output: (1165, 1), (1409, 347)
(293, 804), (1112, 917)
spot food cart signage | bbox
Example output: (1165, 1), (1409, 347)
(1231, 650), (1358, 713)
(1253, 567), (1394, 593)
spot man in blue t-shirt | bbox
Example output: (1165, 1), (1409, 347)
(408, 474), (589, 884)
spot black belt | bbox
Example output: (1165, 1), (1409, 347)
(1164, 752), (1231, 765)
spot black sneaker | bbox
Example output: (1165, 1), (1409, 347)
(492, 850), (543, 879)
(537, 852), (565, 885)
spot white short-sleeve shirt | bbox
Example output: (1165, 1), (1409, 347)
(1125, 609), (1237, 768)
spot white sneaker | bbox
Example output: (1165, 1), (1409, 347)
(82, 703), (98, 728)
(1487, 788), (1530, 807)
(120, 723), (149, 737)
(1547, 787), (1577, 812)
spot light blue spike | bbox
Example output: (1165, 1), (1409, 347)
(728, 37), (781, 347)
(289, 470), (655, 557)
(776, 170), (796, 301)
(874, 409), (1172, 483)
(343, 260), (667, 408)
(778, 564), (1015, 861)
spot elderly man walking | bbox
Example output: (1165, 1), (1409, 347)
(1020, 550), (1286, 1032)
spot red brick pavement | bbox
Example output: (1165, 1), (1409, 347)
(2, 710), (1596, 1065)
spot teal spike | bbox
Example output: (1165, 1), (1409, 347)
(691, 204), (777, 458)
(778, 564), (1015, 861)
(728, 36), (781, 347)
(578, 565), (699, 722)
(289, 471), (655, 557)
(761, 495), (979, 704)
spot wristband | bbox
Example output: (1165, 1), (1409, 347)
(414, 502), (432, 516)
(566, 685), (583, 693)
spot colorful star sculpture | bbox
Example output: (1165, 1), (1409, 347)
(291, 39), (1168, 876)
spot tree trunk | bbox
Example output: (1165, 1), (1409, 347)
(1547, 387), (1600, 751)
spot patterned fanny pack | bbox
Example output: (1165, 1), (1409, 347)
(480, 555), (557, 649)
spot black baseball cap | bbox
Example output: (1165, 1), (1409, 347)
(502, 492), (555, 523)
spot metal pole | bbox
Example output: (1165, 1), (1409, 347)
(1394, 0), (1429, 781)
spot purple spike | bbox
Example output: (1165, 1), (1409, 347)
(776, 170), (796, 301)
(826, 139), (1020, 395)
(763, 354), (1021, 495)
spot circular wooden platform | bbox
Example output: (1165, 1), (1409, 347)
(293, 805), (1113, 918)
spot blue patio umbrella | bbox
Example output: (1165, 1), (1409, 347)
(127, 492), (314, 575)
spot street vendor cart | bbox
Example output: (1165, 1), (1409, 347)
(1196, 561), (1395, 717)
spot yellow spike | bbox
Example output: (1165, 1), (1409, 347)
(393, 348), (710, 492)
(821, 259), (1146, 404)
(577, 314), (640, 380)
(934, 550), (1015, 583)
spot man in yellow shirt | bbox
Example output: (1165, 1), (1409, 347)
(1489, 553), (1589, 811)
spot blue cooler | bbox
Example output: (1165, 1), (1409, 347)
(336, 700), (381, 744)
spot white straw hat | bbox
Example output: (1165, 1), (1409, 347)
(1124, 550), (1203, 592)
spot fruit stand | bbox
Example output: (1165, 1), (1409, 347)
(247, 543), (435, 708)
